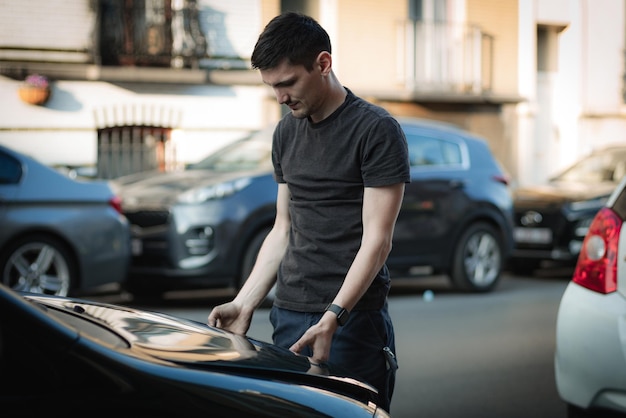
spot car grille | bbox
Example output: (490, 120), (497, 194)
(123, 209), (172, 270)
(514, 207), (567, 248)
(124, 210), (170, 228)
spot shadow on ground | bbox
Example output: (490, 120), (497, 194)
(86, 263), (575, 309)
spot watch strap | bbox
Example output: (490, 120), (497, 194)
(325, 303), (350, 326)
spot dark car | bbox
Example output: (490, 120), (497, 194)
(509, 145), (626, 275)
(116, 118), (514, 299)
(0, 144), (131, 297)
(0, 283), (389, 417)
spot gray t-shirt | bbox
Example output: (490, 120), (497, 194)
(272, 89), (410, 312)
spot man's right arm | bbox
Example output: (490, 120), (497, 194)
(233, 182), (290, 308)
(207, 183), (290, 333)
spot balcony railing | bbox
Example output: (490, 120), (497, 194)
(397, 20), (493, 94)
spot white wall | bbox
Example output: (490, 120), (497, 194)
(516, 0), (626, 187)
(0, 76), (271, 167)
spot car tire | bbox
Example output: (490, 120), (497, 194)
(126, 281), (164, 304)
(0, 234), (76, 297)
(566, 404), (625, 418)
(241, 227), (276, 304)
(508, 259), (540, 276)
(450, 222), (503, 292)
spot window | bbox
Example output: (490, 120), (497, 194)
(409, 0), (447, 22)
(406, 135), (462, 167)
(97, 126), (174, 179)
(556, 149), (626, 183)
(191, 137), (272, 172)
(537, 25), (563, 73)
(99, 0), (207, 68)
(0, 152), (22, 184)
(281, 0), (320, 19)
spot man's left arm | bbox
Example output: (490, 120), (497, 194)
(289, 182), (405, 362)
(332, 183), (405, 311)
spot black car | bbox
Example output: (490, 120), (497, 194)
(509, 144), (626, 274)
(115, 118), (514, 299)
(0, 283), (388, 417)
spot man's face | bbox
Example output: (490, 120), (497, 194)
(260, 59), (325, 121)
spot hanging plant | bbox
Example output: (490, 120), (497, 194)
(18, 74), (51, 105)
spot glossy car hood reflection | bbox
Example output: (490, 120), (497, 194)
(25, 294), (354, 380)
(513, 181), (617, 205)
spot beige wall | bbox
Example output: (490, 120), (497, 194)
(260, 0), (281, 27)
(257, 0), (519, 96)
(467, 0), (519, 95)
(334, 0), (407, 92)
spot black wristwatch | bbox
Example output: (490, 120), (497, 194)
(326, 303), (350, 326)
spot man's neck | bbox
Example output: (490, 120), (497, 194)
(311, 76), (347, 123)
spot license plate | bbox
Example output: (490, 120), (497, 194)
(131, 238), (143, 255)
(514, 227), (552, 244)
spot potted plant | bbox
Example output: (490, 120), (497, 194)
(18, 74), (51, 105)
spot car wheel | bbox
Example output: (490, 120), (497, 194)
(241, 227), (276, 304)
(0, 235), (76, 296)
(450, 222), (502, 292)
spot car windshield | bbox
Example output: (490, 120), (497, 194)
(190, 134), (273, 172)
(554, 148), (626, 184)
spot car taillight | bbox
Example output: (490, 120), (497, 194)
(572, 207), (622, 294)
(109, 196), (123, 215)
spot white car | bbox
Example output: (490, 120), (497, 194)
(555, 175), (626, 417)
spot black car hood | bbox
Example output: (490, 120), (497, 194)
(513, 181), (616, 205)
(0, 285), (381, 416)
(114, 169), (261, 206)
(21, 293), (370, 390)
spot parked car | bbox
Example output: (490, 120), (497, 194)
(0, 283), (389, 417)
(554, 175), (626, 418)
(0, 144), (131, 297)
(115, 118), (514, 300)
(509, 145), (626, 275)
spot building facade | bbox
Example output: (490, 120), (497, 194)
(0, 0), (623, 185)
(517, 0), (626, 186)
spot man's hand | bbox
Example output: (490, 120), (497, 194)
(207, 302), (252, 335)
(289, 313), (337, 363)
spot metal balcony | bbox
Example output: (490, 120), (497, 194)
(397, 20), (494, 95)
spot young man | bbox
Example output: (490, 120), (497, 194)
(208, 12), (410, 412)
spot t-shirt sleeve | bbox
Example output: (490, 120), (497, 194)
(272, 129), (286, 184)
(361, 116), (411, 187)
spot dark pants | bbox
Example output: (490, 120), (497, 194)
(270, 302), (397, 412)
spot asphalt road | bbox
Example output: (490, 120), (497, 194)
(125, 270), (573, 418)
(385, 273), (569, 418)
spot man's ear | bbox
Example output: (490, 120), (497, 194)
(316, 51), (332, 76)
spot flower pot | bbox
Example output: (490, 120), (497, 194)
(18, 86), (51, 105)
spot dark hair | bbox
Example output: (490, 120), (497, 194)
(251, 12), (331, 71)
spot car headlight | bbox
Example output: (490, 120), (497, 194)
(177, 177), (252, 203)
